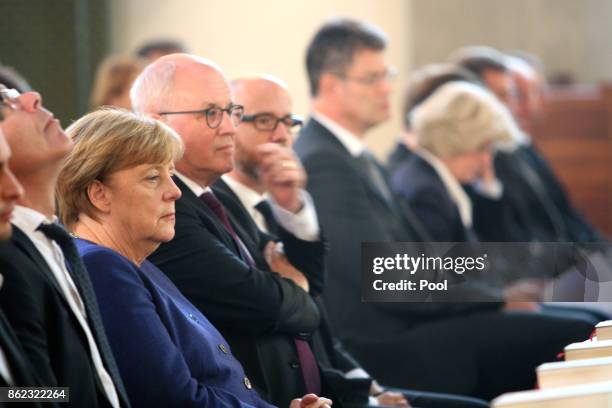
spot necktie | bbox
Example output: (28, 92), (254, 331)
(514, 151), (568, 241)
(357, 151), (393, 203)
(200, 192), (255, 266)
(207, 195), (321, 394)
(254, 201), (321, 394)
(254, 200), (278, 235)
(36, 222), (127, 405)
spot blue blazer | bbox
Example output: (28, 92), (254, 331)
(390, 153), (475, 243)
(76, 238), (275, 408)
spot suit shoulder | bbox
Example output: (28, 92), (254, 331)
(391, 156), (443, 196)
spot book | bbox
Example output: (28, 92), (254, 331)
(493, 381), (612, 407)
(565, 339), (612, 361)
(597, 321), (612, 340)
(537, 357), (612, 389)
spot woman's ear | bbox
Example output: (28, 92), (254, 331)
(87, 180), (112, 214)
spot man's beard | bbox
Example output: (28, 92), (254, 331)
(236, 155), (261, 184)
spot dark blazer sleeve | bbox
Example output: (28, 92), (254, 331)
(151, 197), (320, 336)
(307, 152), (503, 320)
(273, 226), (327, 297)
(214, 186), (327, 297)
(82, 248), (263, 408)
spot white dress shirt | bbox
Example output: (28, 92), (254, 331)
(174, 171), (210, 197)
(416, 149), (474, 229)
(174, 171), (320, 241)
(0, 274), (15, 385)
(12, 206), (120, 408)
(312, 111), (366, 158)
(221, 175), (320, 241)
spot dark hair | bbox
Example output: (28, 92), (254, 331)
(305, 18), (387, 96)
(0, 64), (31, 93)
(448, 46), (508, 79)
(136, 39), (186, 59)
(403, 64), (481, 129)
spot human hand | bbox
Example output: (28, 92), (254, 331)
(264, 241), (309, 292)
(504, 301), (541, 312)
(503, 278), (547, 302)
(478, 161), (497, 184)
(289, 394), (333, 408)
(376, 391), (411, 407)
(257, 143), (306, 213)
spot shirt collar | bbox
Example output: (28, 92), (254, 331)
(221, 175), (267, 211)
(175, 171), (211, 197)
(312, 111), (366, 157)
(12, 205), (57, 235)
(416, 149), (473, 228)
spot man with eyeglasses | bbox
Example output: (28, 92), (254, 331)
(216, 75), (314, 238)
(0, 84), (131, 407)
(133, 55), (330, 408)
(294, 18), (595, 402)
(215, 75), (495, 408)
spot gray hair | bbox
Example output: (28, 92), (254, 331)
(130, 58), (177, 114)
(412, 81), (520, 157)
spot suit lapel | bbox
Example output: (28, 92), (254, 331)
(10, 227), (126, 406)
(305, 119), (397, 213)
(11, 227), (73, 309)
(212, 183), (270, 269)
(173, 176), (245, 258)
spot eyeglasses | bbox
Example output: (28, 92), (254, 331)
(0, 87), (21, 121)
(241, 113), (303, 134)
(158, 104), (244, 129)
(0, 87), (21, 110)
(332, 66), (398, 86)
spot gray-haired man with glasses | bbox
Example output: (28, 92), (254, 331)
(132, 54), (331, 408)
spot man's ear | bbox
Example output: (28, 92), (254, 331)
(86, 180), (112, 214)
(319, 72), (339, 97)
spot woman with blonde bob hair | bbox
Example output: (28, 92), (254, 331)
(57, 109), (330, 408)
(391, 81), (517, 242)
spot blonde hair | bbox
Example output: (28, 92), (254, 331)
(57, 108), (184, 228)
(412, 81), (519, 157)
(90, 55), (145, 109)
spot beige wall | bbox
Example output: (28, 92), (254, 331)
(409, 0), (612, 83)
(109, 0), (413, 159)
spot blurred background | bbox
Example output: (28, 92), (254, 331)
(1, 0), (611, 232)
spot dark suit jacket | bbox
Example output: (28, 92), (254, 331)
(390, 154), (475, 243)
(78, 239), (274, 408)
(517, 144), (604, 242)
(386, 141), (414, 177)
(295, 118), (500, 334)
(149, 176), (325, 408)
(0, 226), (130, 407)
(214, 179), (371, 406)
(294, 119), (511, 387)
(0, 308), (36, 385)
(0, 307), (53, 408)
(470, 144), (605, 244)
